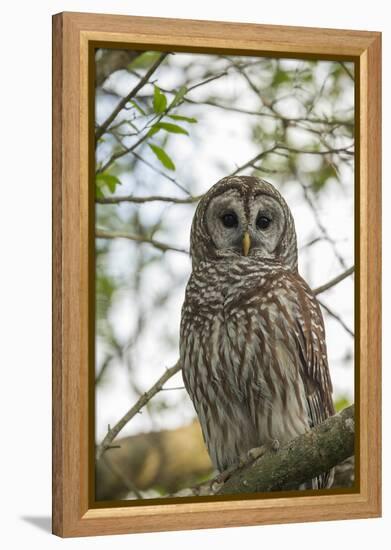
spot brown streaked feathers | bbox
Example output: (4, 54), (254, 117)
(180, 176), (334, 489)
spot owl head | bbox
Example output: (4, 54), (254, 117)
(190, 175), (298, 271)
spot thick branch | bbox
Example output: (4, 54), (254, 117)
(217, 405), (355, 495)
(96, 423), (354, 500)
(96, 52), (169, 141)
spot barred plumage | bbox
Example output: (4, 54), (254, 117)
(180, 176), (334, 489)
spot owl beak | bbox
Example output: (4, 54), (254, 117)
(242, 231), (251, 256)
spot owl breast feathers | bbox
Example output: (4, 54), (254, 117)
(180, 175), (335, 489)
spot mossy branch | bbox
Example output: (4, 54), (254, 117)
(217, 405), (355, 495)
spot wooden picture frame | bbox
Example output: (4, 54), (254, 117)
(52, 11), (381, 537)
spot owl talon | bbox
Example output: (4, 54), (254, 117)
(247, 439), (280, 462)
(211, 465), (237, 486)
(210, 440), (280, 491)
(210, 460), (246, 491)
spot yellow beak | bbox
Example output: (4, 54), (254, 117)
(242, 231), (251, 257)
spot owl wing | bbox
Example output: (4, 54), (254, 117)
(293, 274), (335, 429)
(288, 275), (335, 489)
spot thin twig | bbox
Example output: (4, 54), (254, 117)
(300, 236), (326, 249)
(313, 266), (354, 295)
(101, 454), (144, 499)
(129, 151), (191, 195)
(230, 145), (278, 175)
(96, 229), (189, 255)
(97, 132), (150, 174)
(106, 134), (191, 196)
(186, 71), (229, 92)
(318, 298), (354, 337)
(95, 355), (114, 386)
(98, 69), (230, 175)
(160, 386), (186, 391)
(96, 193), (201, 205)
(339, 61), (354, 81)
(96, 52), (169, 140)
(298, 181), (348, 270)
(184, 97), (354, 128)
(96, 361), (182, 460)
(277, 143), (354, 157)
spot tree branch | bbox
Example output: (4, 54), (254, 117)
(230, 145), (278, 175)
(128, 150), (192, 196)
(96, 229), (189, 255)
(318, 298), (354, 337)
(277, 143), (354, 157)
(217, 405), (354, 495)
(96, 49), (143, 87)
(96, 193), (201, 205)
(96, 361), (182, 460)
(183, 98), (353, 129)
(96, 67), (229, 175)
(96, 52), (169, 141)
(313, 266), (354, 295)
(339, 61), (354, 81)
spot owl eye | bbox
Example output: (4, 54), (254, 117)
(256, 214), (272, 230)
(221, 211), (239, 228)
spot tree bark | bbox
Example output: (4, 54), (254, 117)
(218, 405), (355, 495)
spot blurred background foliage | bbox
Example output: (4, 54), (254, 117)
(94, 49), (355, 499)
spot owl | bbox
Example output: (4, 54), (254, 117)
(180, 175), (335, 490)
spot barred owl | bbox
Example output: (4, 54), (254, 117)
(180, 175), (335, 489)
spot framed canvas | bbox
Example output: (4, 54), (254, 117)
(52, 11), (381, 538)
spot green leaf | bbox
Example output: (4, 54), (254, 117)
(311, 164), (337, 193)
(96, 173), (122, 194)
(128, 99), (146, 116)
(272, 69), (291, 87)
(154, 122), (189, 135)
(148, 143), (175, 170)
(95, 185), (105, 198)
(129, 51), (161, 70)
(334, 396), (351, 413)
(153, 85), (167, 114)
(147, 125), (161, 137)
(170, 86), (187, 107)
(148, 143), (176, 170)
(168, 114), (197, 123)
